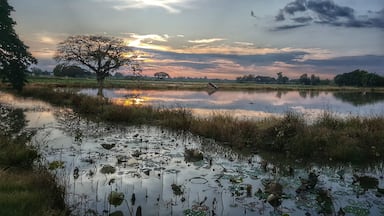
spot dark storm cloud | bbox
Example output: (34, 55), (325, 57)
(302, 55), (384, 67)
(306, 0), (354, 21)
(274, 0), (384, 30)
(275, 0), (307, 21)
(272, 24), (310, 31)
(298, 55), (384, 76)
(292, 16), (313, 23)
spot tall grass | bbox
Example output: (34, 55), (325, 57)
(16, 86), (384, 164)
(0, 105), (68, 216)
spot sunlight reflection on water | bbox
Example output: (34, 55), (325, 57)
(79, 88), (384, 120)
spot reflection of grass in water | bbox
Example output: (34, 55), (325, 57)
(18, 87), (384, 164)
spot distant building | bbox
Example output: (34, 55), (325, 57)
(154, 72), (170, 79)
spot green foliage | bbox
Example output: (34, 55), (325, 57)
(277, 72), (289, 84)
(0, 104), (67, 215)
(108, 191), (124, 207)
(53, 64), (92, 77)
(334, 69), (384, 87)
(0, 0), (36, 91)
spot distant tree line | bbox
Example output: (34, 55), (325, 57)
(334, 69), (384, 87)
(236, 72), (323, 85)
(53, 64), (93, 77)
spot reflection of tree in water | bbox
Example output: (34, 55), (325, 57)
(0, 105), (26, 135)
(298, 91), (320, 99)
(275, 90), (288, 99)
(332, 92), (384, 106)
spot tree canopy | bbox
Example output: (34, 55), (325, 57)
(154, 72), (170, 79)
(334, 69), (384, 87)
(53, 64), (92, 77)
(54, 35), (141, 96)
(0, 0), (36, 91)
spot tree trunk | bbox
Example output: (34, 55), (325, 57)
(97, 78), (104, 97)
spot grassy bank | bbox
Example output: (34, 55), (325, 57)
(25, 76), (384, 92)
(0, 106), (68, 216)
(16, 86), (384, 164)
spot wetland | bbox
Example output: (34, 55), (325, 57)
(1, 88), (384, 215)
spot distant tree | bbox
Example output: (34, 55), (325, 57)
(53, 64), (91, 77)
(0, 0), (36, 91)
(114, 72), (124, 78)
(154, 72), (170, 79)
(310, 74), (320, 85)
(54, 35), (141, 96)
(30, 67), (51, 76)
(334, 69), (384, 87)
(299, 73), (311, 85)
(277, 72), (289, 84)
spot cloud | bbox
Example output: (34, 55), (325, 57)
(104, 0), (194, 13)
(188, 38), (226, 44)
(274, 0), (384, 30)
(272, 24), (310, 31)
(123, 33), (171, 50)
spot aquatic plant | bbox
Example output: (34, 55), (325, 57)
(100, 165), (116, 174)
(108, 191), (125, 207)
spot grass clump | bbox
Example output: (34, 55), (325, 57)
(0, 105), (68, 216)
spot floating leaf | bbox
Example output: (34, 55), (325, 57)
(108, 191), (125, 207)
(100, 165), (116, 174)
(183, 209), (206, 216)
(171, 184), (184, 196)
(101, 143), (116, 150)
(184, 148), (203, 162)
(344, 205), (370, 216)
(48, 160), (65, 170)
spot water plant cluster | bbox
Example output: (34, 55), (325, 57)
(18, 86), (384, 164)
(0, 105), (68, 216)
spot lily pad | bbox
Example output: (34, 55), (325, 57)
(48, 160), (65, 170)
(344, 205), (370, 216)
(101, 143), (116, 150)
(100, 165), (116, 174)
(183, 209), (206, 216)
(171, 184), (184, 196)
(108, 191), (125, 207)
(184, 148), (203, 162)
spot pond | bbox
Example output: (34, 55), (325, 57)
(1, 91), (384, 216)
(79, 89), (384, 120)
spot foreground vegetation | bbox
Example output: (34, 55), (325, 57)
(16, 86), (384, 164)
(0, 106), (67, 216)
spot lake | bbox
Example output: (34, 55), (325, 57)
(1, 91), (384, 216)
(79, 89), (384, 120)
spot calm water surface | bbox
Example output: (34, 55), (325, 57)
(1, 91), (384, 216)
(79, 89), (384, 119)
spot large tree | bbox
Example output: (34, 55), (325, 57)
(0, 0), (36, 91)
(54, 35), (141, 96)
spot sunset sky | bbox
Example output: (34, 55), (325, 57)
(11, 0), (384, 79)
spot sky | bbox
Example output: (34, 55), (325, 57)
(10, 0), (384, 80)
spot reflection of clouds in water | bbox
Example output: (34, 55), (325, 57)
(78, 89), (384, 118)
(291, 106), (325, 124)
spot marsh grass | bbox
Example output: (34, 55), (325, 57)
(0, 105), (68, 216)
(0, 169), (67, 216)
(16, 86), (384, 164)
